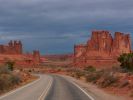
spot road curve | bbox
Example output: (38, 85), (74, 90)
(0, 75), (52, 100)
(0, 74), (94, 100)
(45, 75), (94, 100)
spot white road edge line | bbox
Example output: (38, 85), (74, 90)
(58, 75), (95, 100)
(38, 77), (53, 100)
(0, 75), (41, 100)
(71, 81), (95, 100)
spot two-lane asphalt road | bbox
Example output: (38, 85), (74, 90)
(0, 75), (52, 100)
(45, 75), (94, 100)
(0, 74), (94, 100)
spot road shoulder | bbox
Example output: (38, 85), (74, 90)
(61, 75), (127, 100)
(0, 75), (39, 99)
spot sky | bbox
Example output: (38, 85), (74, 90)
(0, 0), (133, 54)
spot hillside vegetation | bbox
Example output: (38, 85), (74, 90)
(66, 53), (133, 98)
(0, 64), (20, 94)
(0, 61), (36, 95)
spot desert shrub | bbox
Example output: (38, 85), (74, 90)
(118, 53), (133, 71)
(0, 74), (12, 90)
(0, 66), (10, 74)
(0, 65), (20, 92)
(120, 80), (129, 88)
(13, 77), (20, 84)
(5, 61), (15, 71)
(75, 70), (84, 79)
(85, 72), (102, 83)
(112, 66), (122, 72)
(0, 74), (20, 91)
(100, 74), (119, 88)
(0, 75), (7, 90)
(84, 66), (96, 73)
(29, 69), (32, 72)
(85, 69), (104, 83)
(85, 74), (97, 83)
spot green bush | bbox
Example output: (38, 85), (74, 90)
(84, 66), (96, 73)
(118, 53), (133, 71)
(85, 71), (102, 83)
(75, 70), (84, 79)
(5, 61), (15, 71)
(0, 65), (20, 92)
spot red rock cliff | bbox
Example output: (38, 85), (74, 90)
(0, 40), (22, 54)
(74, 30), (131, 68)
(33, 50), (41, 65)
(0, 40), (41, 67)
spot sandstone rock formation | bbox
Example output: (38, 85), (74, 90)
(0, 40), (22, 54)
(33, 50), (41, 65)
(0, 40), (41, 67)
(74, 30), (132, 68)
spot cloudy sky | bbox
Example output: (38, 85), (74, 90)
(0, 0), (133, 54)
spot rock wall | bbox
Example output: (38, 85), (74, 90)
(74, 30), (131, 68)
(0, 40), (41, 67)
(0, 40), (22, 54)
(33, 50), (41, 65)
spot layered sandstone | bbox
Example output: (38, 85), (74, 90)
(0, 40), (41, 67)
(33, 50), (41, 65)
(74, 30), (131, 68)
(0, 40), (22, 54)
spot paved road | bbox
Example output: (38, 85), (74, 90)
(0, 75), (52, 100)
(45, 75), (93, 100)
(0, 74), (94, 100)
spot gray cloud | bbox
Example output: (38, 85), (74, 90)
(0, 33), (89, 40)
(0, 0), (133, 54)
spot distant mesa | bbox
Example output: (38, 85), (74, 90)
(74, 30), (131, 68)
(0, 40), (41, 67)
(0, 40), (22, 55)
